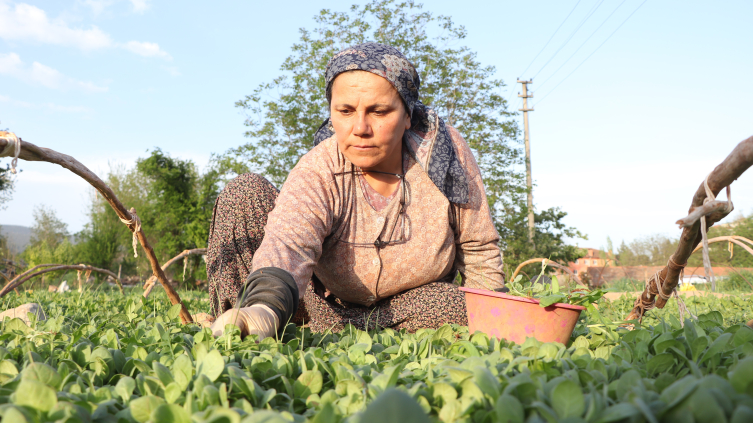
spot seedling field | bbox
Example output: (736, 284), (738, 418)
(0, 288), (751, 422)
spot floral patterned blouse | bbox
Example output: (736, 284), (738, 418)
(252, 125), (505, 306)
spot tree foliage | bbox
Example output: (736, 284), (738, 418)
(502, 207), (586, 278)
(0, 125), (17, 210)
(221, 0), (583, 275)
(0, 163), (14, 210)
(137, 149), (203, 260)
(616, 234), (680, 267)
(74, 151), (221, 281)
(612, 213), (753, 269)
(28, 205), (69, 250)
(20, 205), (76, 281)
(75, 163), (149, 274)
(10, 1), (588, 284)
(0, 228), (10, 278)
(224, 0), (523, 203)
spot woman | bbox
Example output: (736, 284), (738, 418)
(208, 42), (505, 338)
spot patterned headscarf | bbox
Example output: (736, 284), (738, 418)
(313, 42), (469, 204)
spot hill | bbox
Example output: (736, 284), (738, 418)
(0, 224), (31, 254)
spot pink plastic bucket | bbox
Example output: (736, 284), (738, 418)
(460, 287), (585, 344)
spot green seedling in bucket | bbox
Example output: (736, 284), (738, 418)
(506, 259), (606, 307)
(461, 259), (608, 344)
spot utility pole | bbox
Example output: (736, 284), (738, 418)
(518, 79), (535, 245)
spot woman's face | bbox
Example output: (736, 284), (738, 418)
(330, 71), (411, 172)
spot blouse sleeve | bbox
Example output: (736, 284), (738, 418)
(250, 148), (337, 298)
(447, 126), (506, 290)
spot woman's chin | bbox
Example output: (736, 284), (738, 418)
(344, 153), (384, 170)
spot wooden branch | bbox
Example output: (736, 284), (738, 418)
(143, 248), (206, 297)
(0, 264), (121, 295)
(675, 199), (732, 228)
(690, 236), (753, 258)
(2, 263), (61, 291)
(627, 136), (753, 322)
(0, 135), (193, 323)
(511, 258), (587, 288)
(736, 236), (753, 248)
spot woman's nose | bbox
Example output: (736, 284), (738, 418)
(353, 112), (372, 137)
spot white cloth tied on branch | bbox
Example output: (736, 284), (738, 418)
(700, 173), (733, 290)
(119, 211), (142, 258)
(0, 131), (21, 174)
(76, 266), (93, 292)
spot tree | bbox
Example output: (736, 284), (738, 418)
(0, 124), (17, 210)
(75, 197), (124, 271)
(21, 205), (76, 284)
(501, 207), (586, 278)
(75, 151), (220, 281)
(613, 214), (753, 269)
(137, 149), (198, 260)
(29, 205), (69, 249)
(223, 0), (522, 198)
(616, 234), (679, 266)
(1, 136), (19, 277)
(75, 163), (150, 275)
(0, 228), (10, 276)
(137, 149), (220, 262)
(0, 164), (14, 210)
(220, 0), (583, 277)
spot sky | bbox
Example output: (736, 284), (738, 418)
(1, 0), (752, 251)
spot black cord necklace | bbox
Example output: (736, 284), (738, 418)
(360, 169), (406, 249)
(361, 169), (403, 179)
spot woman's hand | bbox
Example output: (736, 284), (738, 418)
(210, 304), (279, 340)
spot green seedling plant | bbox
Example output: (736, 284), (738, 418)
(0, 284), (750, 423)
(507, 259), (607, 307)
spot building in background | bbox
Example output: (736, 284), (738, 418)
(568, 248), (614, 277)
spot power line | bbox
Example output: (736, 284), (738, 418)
(510, 97), (524, 115)
(531, 0), (606, 79)
(535, 0), (628, 92)
(517, 1), (583, 82)
(506, 88), (526, 115)
(504, 0), (582, 105)
(535, 0), (649, 106)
